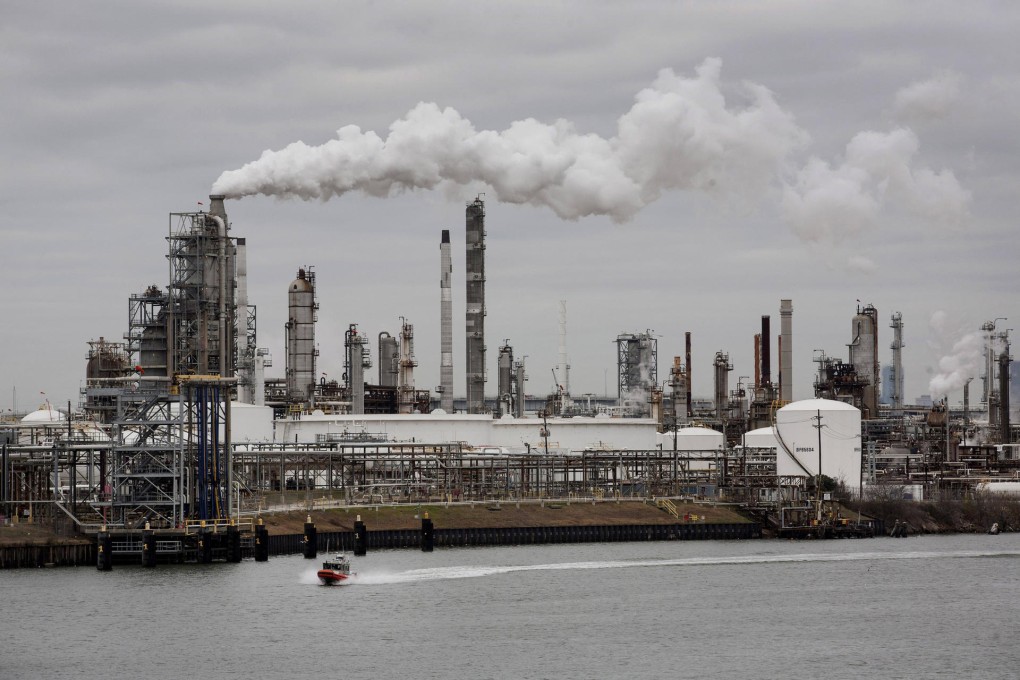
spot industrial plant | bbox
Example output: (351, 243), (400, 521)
(1, 194), (1017, 554)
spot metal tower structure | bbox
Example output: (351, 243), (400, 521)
(616, 331), (657, 416)
(109, 375), (233, 526)
(398, 318), (417, 414)
(465, 196), (487, 413)
(166, 196), (237, 379)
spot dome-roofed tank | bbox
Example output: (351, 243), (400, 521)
(22, 403), (66, 423)
(774, 398), (862, 493)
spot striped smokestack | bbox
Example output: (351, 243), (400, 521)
(780, 299), (793, 402)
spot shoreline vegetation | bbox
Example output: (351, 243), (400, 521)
(2, 496), (1016, 553)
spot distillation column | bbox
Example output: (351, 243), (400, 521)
(890, 312), (904, 410)
(286, 268), (316, 404)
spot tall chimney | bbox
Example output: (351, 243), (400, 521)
(780, 299), (793, 402)
(685, 332), (692, 418)
(754, 334), (761, 389)
(440, 230), (454, 412)
(465, 197), (486, 413)
(761, 316), (771, 386)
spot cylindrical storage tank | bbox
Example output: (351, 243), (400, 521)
(286, 269), (316, 403)
(774, 399), (862, 494)
(741, 426), (778, 449)
(663, 426), (725, 472)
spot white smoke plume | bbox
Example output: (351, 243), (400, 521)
(213, 59), (970, 248)
(928, 311), (983, 397)
(781, 127), (970, 246)
(211, 59), (808, 222)
(893, 71), (961, 123)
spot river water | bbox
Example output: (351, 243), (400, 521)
(3, 534), (1018, 679)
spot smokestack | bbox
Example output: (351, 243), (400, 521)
(780, 299), (793, 402)
(685, 332), (692, 418)
(754, 334), (761, 388)
(209, 194), (227, 220)
(557, 301), (569, 393)
(440, 230), (453, 412)
(465, 197), (486, 413)
(761, 316), (771, 385)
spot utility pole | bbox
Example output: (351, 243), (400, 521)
(813, 409), (823, 522)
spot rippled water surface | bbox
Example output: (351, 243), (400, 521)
(3, 534), (1018, 679)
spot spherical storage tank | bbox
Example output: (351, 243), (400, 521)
(774, 398), (862, 494)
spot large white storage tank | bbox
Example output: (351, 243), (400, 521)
(659, 426), (725, 451)
(659, 426), (724, 471)
(741, 426), (778, 449)
(774, 399), (862, 494)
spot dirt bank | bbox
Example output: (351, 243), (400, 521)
(255, 500), (750, 535)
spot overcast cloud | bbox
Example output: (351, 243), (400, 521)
(2, 1), (1017, 413)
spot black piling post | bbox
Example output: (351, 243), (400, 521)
(421, 511), (434, 552)
(227, 522), (242, 563)
(198, 523), (213, 563)
(353, 514), (367, 556)
(254, 517), (269, 562)
(303, 515), (317, 559)
(96, 527), (113, 572)
(141, 523), (157, 568)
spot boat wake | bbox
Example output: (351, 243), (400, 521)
(351, 549), (1020, 586)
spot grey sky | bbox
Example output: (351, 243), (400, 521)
(2, 1), (1017, 413)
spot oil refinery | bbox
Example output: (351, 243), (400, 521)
(0, 194), (1016, 542)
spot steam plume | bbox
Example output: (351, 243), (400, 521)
(213, 59), (969, 244)
(928, 311), (983, 396)
(782, 128), (970, 246)
(212, 59), (807, 222)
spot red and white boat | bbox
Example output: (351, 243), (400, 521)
(317, 552), (354, 585)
